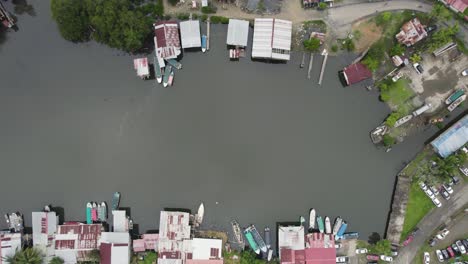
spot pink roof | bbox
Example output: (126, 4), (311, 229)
(447, 0), (468, 12)
(343, 63), (372, 85)
(133, 239), (146, 252)
(304, 248), (336, 264)
(186, 260), (224, 264)
(395, 18), (427, 46)
(154, 21), (181, 59)
(100, 243), (112, 264)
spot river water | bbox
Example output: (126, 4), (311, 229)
(0, 1), (439, 242)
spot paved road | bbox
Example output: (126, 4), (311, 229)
(394, 184), (468, 264)
(328, 0), (433, 38)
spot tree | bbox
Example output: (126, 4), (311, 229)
(51, 0), (90, 42)
(382, 134), (395, 147)
(368, 232), (381, 245)
(375, 11), (392, 26)
(410, 53), (421, 63)
(427, 24), (459, 52)
(87, 249), (100, 264)
(3, 248), (44, 264)
(390, 44), (405, 56)
(318, 2), (327, 10)
(303, 37), (321, 52)
(49, 256), (64, 264)
(385, 112), (401, 127)
(432, 152), (466, 179)
(430, 3), (452, 21)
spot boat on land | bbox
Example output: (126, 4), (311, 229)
(317, 215), (324, 233)
(231, 220), (245, 247)
(264, 227), (271, 249)
(342, 232), (359, 240)
(201, 35), (207, 53)
(195, 203), (204, 226)
(448, 94), (466, 112)
(325, 217), (331, 234)
(267, 249), (273, 261)
(163, 65), (173, 87)
(309, 208), (316, 230)
(445, 89), (464, 105)
(167, 59), (182, 70)
(154, 56), (163, 84)
(98, 202), (107, 222)
(86, 202), (92, 224)
(332, 217), (343, 235)
(243, 227), (261, 254)
(168, 70), (174, 86)
(394, 115), (413, 127)
(112, 192), (121, 211)
(335, 221), (348, 240)
(246, 225), (268, 253)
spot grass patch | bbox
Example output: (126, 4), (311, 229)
(379, 79), (413, 108)
(303, 20), (327, 33)
(400, 180), (435, 242)
(136, 252), (157, 264)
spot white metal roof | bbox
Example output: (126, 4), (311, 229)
(227, 19), (249, 47)
(252, 18), (292, 60)
(180, 20), (201, 49)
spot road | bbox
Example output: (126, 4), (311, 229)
(394, 184), (468, 264)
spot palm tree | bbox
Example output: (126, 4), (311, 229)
(49, 256), (64, 264)
(3, 248), (44, 264)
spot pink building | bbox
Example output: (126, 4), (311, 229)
(280, 231), (336, 264)
(54, 222), (102, 263)
(440, 0), (468, 16)
(99, 232), (130, 264)
(133, 233), (159, 252)
(0, 232), (22, 264)
(154, 21), (182, 60)
(158, 211), (191, 264)
(395, 18), (428, 47)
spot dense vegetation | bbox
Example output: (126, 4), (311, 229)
(51, 0), (164, 52)
(303, 37), (321, 52)
(3, 248), (44, 264)
(432, 152), (467, 180)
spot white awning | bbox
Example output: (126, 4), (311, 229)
(227, 19), (249, 47)
(180, 20), (201, 48)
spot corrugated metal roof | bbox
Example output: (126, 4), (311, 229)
(180, 20), (201, 49)
(431, 114), (468, 157)
(154, 21), (181, 59)
(227, 19), (249, 47)
(252, 18), (291, 60)
(278, 226), (305, 256)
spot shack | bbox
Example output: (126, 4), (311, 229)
(180, 20), (201, 49)
(133, 58), (150, 79)
(154, 21), (181, 59)
(340, 63), (372, 86)
(227, 19), (249, 47)
(252, 18), (292, 61)
(431, 114), (468, 158)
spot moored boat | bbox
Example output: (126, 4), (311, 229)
(300, 216), (306, 225)
(154, 56), (163, 84)
(325, 217), (331, 234)
(264, 227), (271, 249)
(246, 225), (267, 253)
(112, 192), (121, 211)
(267, 249), (273, 261)
(342, 232), (359, 240)
(163, 65), (173, 87)
(445, 89), (464, 105)
(448, 94), (466, 112)
(332, 217), (343, 235)
(168, 70), (175, 86)
(195, 202), (204, 226)
(231, 220), (245, 247)
(86, 202), (92, 224)
(91, 202), (98, 222)
(309, 208), (316, 230)
(167, 59), (182, 70)
(243, 228), (260, 254)
(201, 35), (207, 53)
(394, 115), (413, 127)
(335, 221), (348, 240)
(98, 202), (107, 222)
(317, 215), (324, 233)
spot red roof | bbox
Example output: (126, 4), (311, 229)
(304, 248), (336, 264)
(100, 243), (112, 264)
(154, 21), (181, 59)
(446, 0), (468, 12)
(343, 63), (372, 85)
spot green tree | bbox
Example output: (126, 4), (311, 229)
(318, 2), (327, 10)
(427, 24), (459, 52)
(390, 44), (405, 56)
(49, 256), (64, 264)
(3, 248), (44, 264)
(375, 11), (392, 26)
(433, 152), (466, 179)
(87, 249), (100, 264)
(51, 0), (90, 42)
(303, 37), (321, 52)
(385, 112), (401, 127)
(331, 44), (338, 52)
(430, 3), (452, 21)
(382, 135), (395, 147)
(410, 53), (421, 63)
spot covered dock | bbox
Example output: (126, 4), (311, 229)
(180, 20), (201, 49)
(431, 114), (468, 158)
(252, 18), (292, 61)
(153, 21), (181, 59)
(133, 58), (150, 79)
(227, 19), (249, 47)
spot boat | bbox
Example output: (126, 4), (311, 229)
(309, 208), (316, 230)
(324, 217), (331, 234)
(300, 216), (306, 225)
(6, 213), (23, 232)
(128, 217), (134, 230)
(154, 56), (163, 84)
(317, 215), (324, 233)
(445, 89), (464, 105)
(168, 70), (175, 86)
(91, 202), (98, 222)
(201, 35), (207, 53)
(86, 202), (92, 224)
(195, 203), (204, 226)
(167, 59), (182, 70)
(98, 202), (107, 222)
(243, 228), (261, 254)
(332, 217), (343, 235)
(394, 115), (413, 127)
(163, 65), (173, 87)
(267, 249), (273, 261)
(335, 221), (348, 240)
(448, 94), (466, 112)
(342, 232), (359, 240)
(246, 225), (267, 253)
(231, 220), (245, 247)
(112, 192), (120, 211)
(264, 227), (271, 249)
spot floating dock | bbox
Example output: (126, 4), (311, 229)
(318, 49), (328, 85)
(206, 17), (210, 51)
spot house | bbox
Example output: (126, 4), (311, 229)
(54, 222), (103, 263)
(158, 211), (191, 264)
(180, 20), (202, 49)
(154, 21), (182, 59)
(278, 225), (305, 258)
(112, 210), (131, 233)
(32, 211), (59, 261)
(395, 18), (428, 47)
(341, 63), (372, 86)
(431, 114), (468, 158)
(0, 232), (22, 264)
(133, 233), (159, 252)
(440, 0), (468, 16)
(280, 233), (336, 264)
(184, 238), (223, 264)
(252, 18), (292, 61)
(227, 19), (249, 47)
(133, 58), (150, 79)
(99, 232), (131, 264)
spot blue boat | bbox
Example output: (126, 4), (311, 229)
(112, 192), (120, 211)
(86, 202), (92, 224)
(317, 215), (324, 233)
(264, 227), (271, 249)
(335, 221), (348, 240)
(246, 225), (267, 253)
(201, 35), (207, 53)
(342, 232), (359, 240)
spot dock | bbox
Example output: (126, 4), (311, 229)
(206, 17), (210, 51)
(318, 49), (328, 85)
(307, 53), (314, 79)
(167, 59), (182, 70)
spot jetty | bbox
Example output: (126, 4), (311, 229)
(318, 49), (328, 85)
(307, 53), (314, 79)
(206, 17), (210, 51)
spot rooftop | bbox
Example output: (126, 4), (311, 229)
(180, 20), (202, 49)
(431, 114), (468, 157)
(252, 18), (292, 60)
(342, 63), (372, 86)
(227, 19), (249, 47)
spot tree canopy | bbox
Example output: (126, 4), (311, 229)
(303, 37), (321, 52)
(3, 248), (44, 264)
(430, 3), (452, 21)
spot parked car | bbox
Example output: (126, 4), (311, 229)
(436, 249), (444, 262)
(462, 69), (468, 76)
(425, 189), (435, 199)
(460, 166), (468, 176)
(419, 181), (428, 191)
(462, 239), (468, 249)
(413, 63), (424, 74)
(432, 197), (442, 207)
(441, 188), (451, 200)
(424, 252), (430, 264)
(447, 246), (455, 258)
(443, 184), (454, 194)
(452, 243), (460, 255)
(442, 249), (449, 259)
(336, 256), (348, 262)
(402, 235), (414, 246)
(355, 248), (368, 254)
(456, 240), (466, 254)
(366, 254), (380, 261)
(430, 185), (439, 195)
(437, 229), (450, 240)
(380, 255), (393, 262)
(429, 238), (437, 247)
(451, 176), (460, 185)
(426, 25), (437, 33)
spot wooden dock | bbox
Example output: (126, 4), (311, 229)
(318, 49), (328, 85)
(207, 17), (210, 51)
(307, 53), (314, 79)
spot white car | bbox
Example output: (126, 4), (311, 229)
(413, 63), (423, 74)
(443, 184), (453, 194)
(355, 248), (368, 254)
(380, 255), (393, 262)
(425, 189), (435, 199)
(436, 229), (449, 240)
(436, 250), (444, 262)
(336, 256), (348, 262)
(456, 240), (466, 254)
(419, 182), (428, 191)
(424, 252), (430, 264)
(432, 197), (442, 207)
(460, 166), (468, 176)
(429, 185), (439, 195)
(462, 69), (468, 76)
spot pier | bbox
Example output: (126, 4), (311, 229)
(207, 17), (210, 51)
(318, 49), (328, 85)
(307, 53), (314, 79)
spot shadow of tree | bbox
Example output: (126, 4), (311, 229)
(12, 0), (36, 16)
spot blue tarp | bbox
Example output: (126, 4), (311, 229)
(431, 114), (468, 158)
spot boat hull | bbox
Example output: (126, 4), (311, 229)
(309, 209), (316, 230)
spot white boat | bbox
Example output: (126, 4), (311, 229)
(394, 115), (413, 127)
(195, 202), (204, 226)
(231, 220), (245, 247)
(448, 94), (466, 112)
(332, 217), (343, 235)
(300, 216), (306, 225)
(325, 216), (331, 234)
(267, 249), (273, 261)
(309, 208), (316, 230)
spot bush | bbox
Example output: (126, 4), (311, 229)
(331, 44), (338, 52)
(410, 53), (421, 63)
(176, 13), (190, 20)
(341, 38), (355, 51)
(385, 112), (401, 127)
(201, 5), (216, 14)
(200, 14), (208, 22)
(375, 11), (392, 26)
(318, 2), (327, 10)
(303, 37), (321, 52)
(210, 16), (229, 24)
(390, 44), (405, 56)
(168, 0), (178, 6)
(383, 135), (395, 147)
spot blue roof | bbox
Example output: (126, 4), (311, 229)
(431, 114), (468, 158)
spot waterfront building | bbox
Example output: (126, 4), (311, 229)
(184, 238), (223, 264)
(395, 18), (428, 47)
(99, 232), (131, 264)
(227, 19), (249, 47)
(280, 232), (336, 264)
(180, 20), (202, 49)
(133, 58), (150, 79)
(252, 18), (292, 61)
(278, 225), (305, 258)
(54, 222), (103, 263)
(32, 211), (59, 261)
(0, 232), (22, 264)
(158, 211), (191, 264)
(112, 210), (131, 233)
(341, 63), (372, 86)
(133, 233), (159, 252)
(154, 21), (182, 60)
(431, 114), (468, 158)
